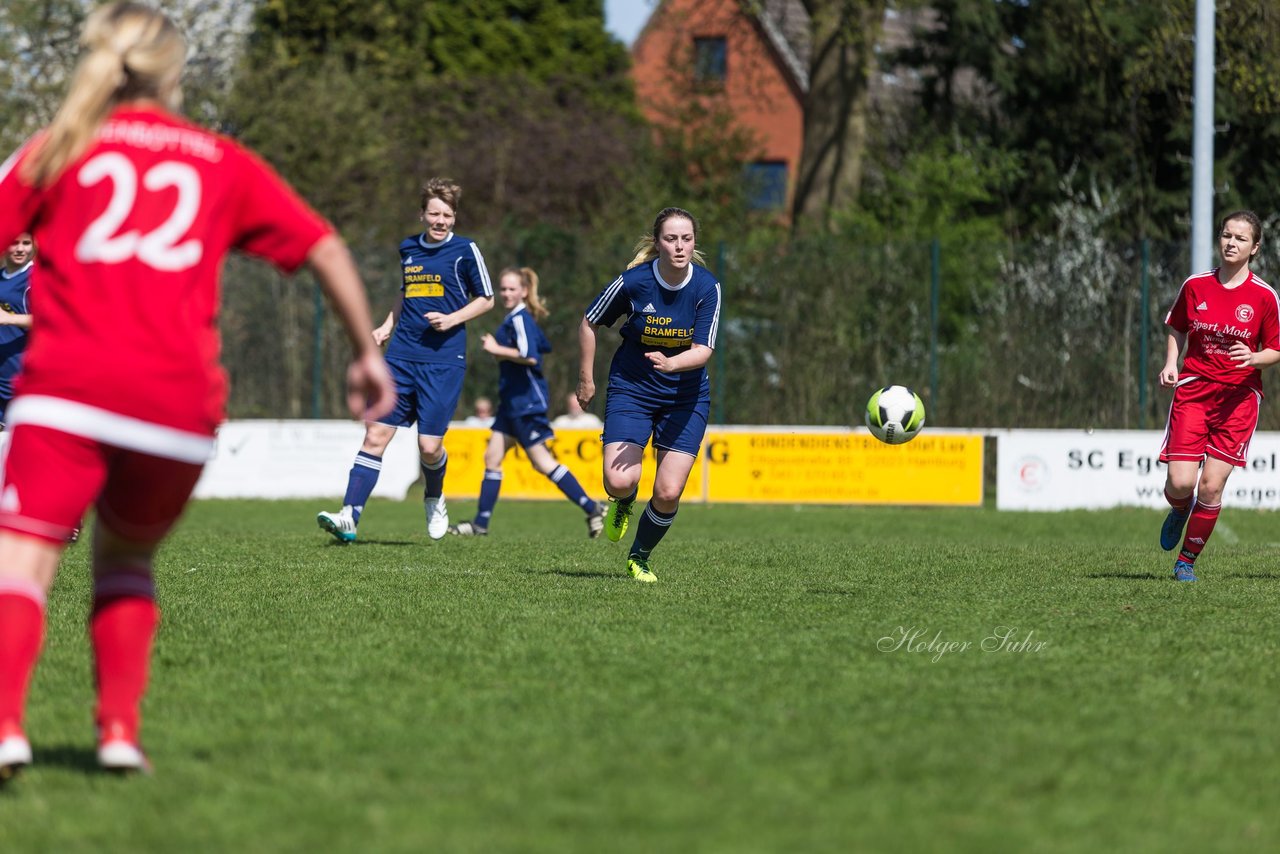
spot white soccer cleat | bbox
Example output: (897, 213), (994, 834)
(0, 731), (32, 779)
(97, 720), (150, 773)
(425, 496), (449, 540)
(317, 510), (357, 543)
(97, 739), (150, 773)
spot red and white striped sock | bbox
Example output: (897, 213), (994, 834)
(1179, 499), (1222, 564)
(1164, 487), (1194, 515)
(91, 572), (159, 743)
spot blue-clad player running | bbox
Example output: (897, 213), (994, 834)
(319, 178), (494, 542)
(577, 207), (722, 582)
(448, 267), (606, 538)
(0, 233), (34, 429)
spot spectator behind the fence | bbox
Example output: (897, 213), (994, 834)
(1157, 209), (1280, 582)
(448, 267), (606, 539)
(577, 206), (722, 583)
(463, 396), (494, 427)
(0, 0), (394, 776)
(316, 176), (495, 545)
(552, 392), (603, 430)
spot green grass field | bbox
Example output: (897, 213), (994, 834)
(2, 498), (1278, 852)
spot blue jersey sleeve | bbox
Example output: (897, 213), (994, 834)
(585, 275), (630, 328)
(461, 244), (494, 301)
(694, 278), (722, 349)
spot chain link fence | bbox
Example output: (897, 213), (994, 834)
(219, 233), (1280, 430)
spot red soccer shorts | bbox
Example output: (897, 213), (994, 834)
(1159, 378), (1261, 467)
(0, 425), (204, 544)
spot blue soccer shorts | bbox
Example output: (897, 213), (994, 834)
(490, 410), (555, 449)
(603, 387), (709, 457)
(378, 358), (466, 437)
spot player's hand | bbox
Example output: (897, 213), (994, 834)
(372, 324), (392, 346)
(480, 333), (499, 354)
(1229, 341), (1255, 368)
(645, 351), (675, 373)
(576, 378), (595, 409)
(425, 311), (454, 332)
(348, 351), (396, 421)
(1158, 364), (1179, 388)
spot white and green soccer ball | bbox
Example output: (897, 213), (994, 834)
(865, 385), (926, 445)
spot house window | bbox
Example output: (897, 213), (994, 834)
(693, 37), (727, 85)
(745, 161), (789, 211)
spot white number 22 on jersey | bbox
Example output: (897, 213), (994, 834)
(75, 152), (203, 272)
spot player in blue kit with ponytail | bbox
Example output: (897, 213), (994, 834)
(318, 178), (494, 542)
(577, 207), (722, 582)
(448, 266), (606, 538)
(0, 233), (34, 428)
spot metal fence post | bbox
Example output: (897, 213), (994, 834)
(714, 240), (726, 425)
(311, 282), (323, 419)
(930, 237), (940, 408)
(1140, 239), (1149, 427)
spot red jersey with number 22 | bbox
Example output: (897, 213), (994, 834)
(0, 105), (332, 436)
(1164, 269), (1280, 394)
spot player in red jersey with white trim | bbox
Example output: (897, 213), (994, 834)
(1158, 210), (1280, 582)
(0, 2), (394, 777)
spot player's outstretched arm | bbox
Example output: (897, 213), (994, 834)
(577, 316), (598, 408)
(306, 234), (396, 420)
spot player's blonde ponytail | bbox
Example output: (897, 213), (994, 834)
(21, 2), (186, 188)
(626, 207), (706, 270)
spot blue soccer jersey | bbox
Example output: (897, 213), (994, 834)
(386, 232), (493, 364)
(0, 260), (32, 399)
(495, 304), (552, 417)
(585, 260), (721, 403)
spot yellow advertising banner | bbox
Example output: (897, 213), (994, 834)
(443, 426), (982, 506)
(703, 429), (983, 505)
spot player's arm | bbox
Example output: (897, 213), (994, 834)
(425, 293), (494, 332)
(647, 283), (719, 374)
(0, 312), (32, 329)
(481, 333), (536, 365)
(577, 316), (600, 407)
(645, 343), (713, 374)
(1159, 330), (1186, 388)
(307, 235), (395, 420)
(1229, 343), (1280, 370)
(373, 304), (401, 346)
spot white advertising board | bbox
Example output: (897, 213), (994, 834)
(193, 420), (423, 499)
(996, 429), (1280, 510)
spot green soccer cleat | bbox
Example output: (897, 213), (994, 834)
(605, 497), (633, 543)
(627, 556), (657, 583)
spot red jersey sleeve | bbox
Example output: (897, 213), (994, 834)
(1258, 282), (1280, 352)
(1164, 279), (1191, 334)
(0, 138), (45, 247)
(228, 145), (333, 274)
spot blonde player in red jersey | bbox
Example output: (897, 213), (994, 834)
(0, 2), (395, 777)
(1158, 210), (1280, 582)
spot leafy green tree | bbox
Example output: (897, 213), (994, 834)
(899, 0), (1280, 242)
(790, 0), (887, 234)
(246, 0), (632, 109)
(0, 0), (252, 153)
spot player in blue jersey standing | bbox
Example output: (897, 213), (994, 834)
(577, 207), (722, 582)
(318, 178), (494, 542)
(448, 266), (606, 538)
(0, 233), (34, 429)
